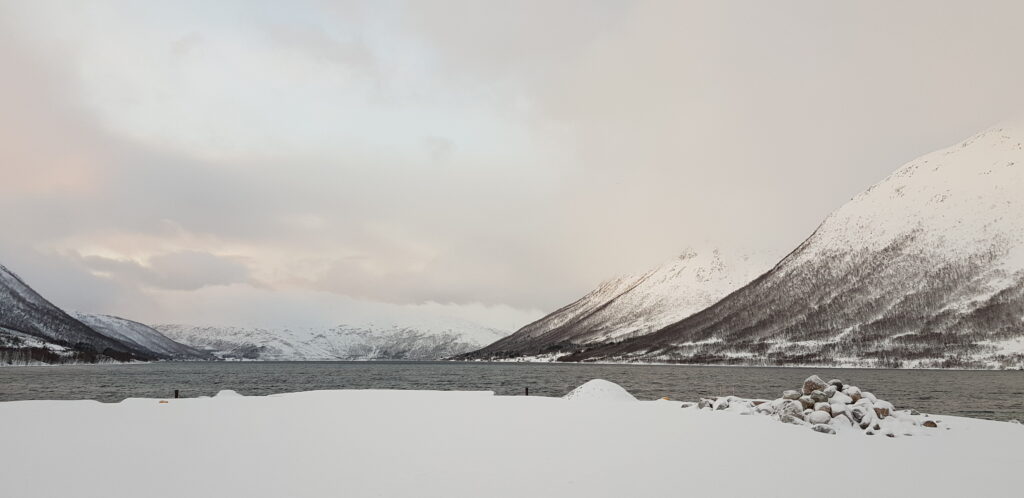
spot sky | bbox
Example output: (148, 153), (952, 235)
(3, 0), (1024, 331)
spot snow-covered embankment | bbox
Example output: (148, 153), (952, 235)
(0, 379), (1020, 498)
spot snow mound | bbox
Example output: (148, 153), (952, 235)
(214, 390), (243, 398)
(563, 379), (637, 402)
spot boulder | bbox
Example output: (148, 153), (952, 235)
(756, 402), (776, 415)
(807, 410), (832, 425)
(830, 392), (853, 405)
(830, 403), (847, 417)
(811, 424), (837, 435)
(1010, 419), (1021, 425)
(679, 402), (697, 409)
(871, 400), (893, 419)
(814, 402), (832, 415)
(714, 398), (730, 411)
(823, 385), (838, 398)
(849, 405), (872, 426)
(844, 386), (863, 402)
(782, 390), (801, 400)
(827, 379), (844, 390)
(698, 398), (715, 410)
(923, 420), (938, 428)
(777, 400), (806, 425)
(809, 390), (829, 404)
(861, 391), (878, 403)
(830, 413), (853, 427)
(803, 375), (828, 395)
(798, 395), (816, 410)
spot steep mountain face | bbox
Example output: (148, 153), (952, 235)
(0, 264), (154, 364)
(466, 249), (778, 359)
(72, 313), (212, 361)
(565, 125), (1024, 369)
(158, 322), (509, 361)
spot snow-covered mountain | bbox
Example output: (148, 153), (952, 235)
(0, 264), (155, 364)
(158, 321), (509, 361)
(466, 249), (778, 359)
(564, 124), (1024, 368)
(72, 313), (211, 361)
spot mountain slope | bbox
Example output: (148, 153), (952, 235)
(466, 249), (778, 359)
(1, 264), (154, 364)
(73, 313), (211, 361)
(565, 124), (1024, 368)
(158, 321), (509, 361)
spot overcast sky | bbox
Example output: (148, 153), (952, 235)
(3, 0), (1024, 330)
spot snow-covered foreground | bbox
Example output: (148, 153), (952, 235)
(2, 382), (1021, 498)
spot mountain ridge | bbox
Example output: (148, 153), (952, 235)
(559, 125), (1024, 368)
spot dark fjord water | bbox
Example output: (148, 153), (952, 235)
(1, 361), (1021, 421)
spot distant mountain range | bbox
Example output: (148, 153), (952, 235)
(1, 260), (508, 365)
(465, 124), (1024, 369)
(156, 323), (508, 361)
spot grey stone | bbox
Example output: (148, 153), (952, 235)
(811, 424), (837, 435)
(802, 375), (828, 395)
(807, 410), (832, 425)
(777, 400), (805, 425)
(843, 386), (863, 402)
(830, 413), (853, 427)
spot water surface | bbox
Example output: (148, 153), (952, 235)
(1, 361), (1021, 421)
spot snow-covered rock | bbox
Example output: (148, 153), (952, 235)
(803, 375), (828, 394)
(807, 411), (832, 425)
(811, 424), (837, 435)
(705, 376), (941, 438)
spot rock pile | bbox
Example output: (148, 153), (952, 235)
(692, 375), (944, 437)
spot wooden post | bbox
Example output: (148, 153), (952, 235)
(525, 387), (529, 396)
(174, 389), (179, 399)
